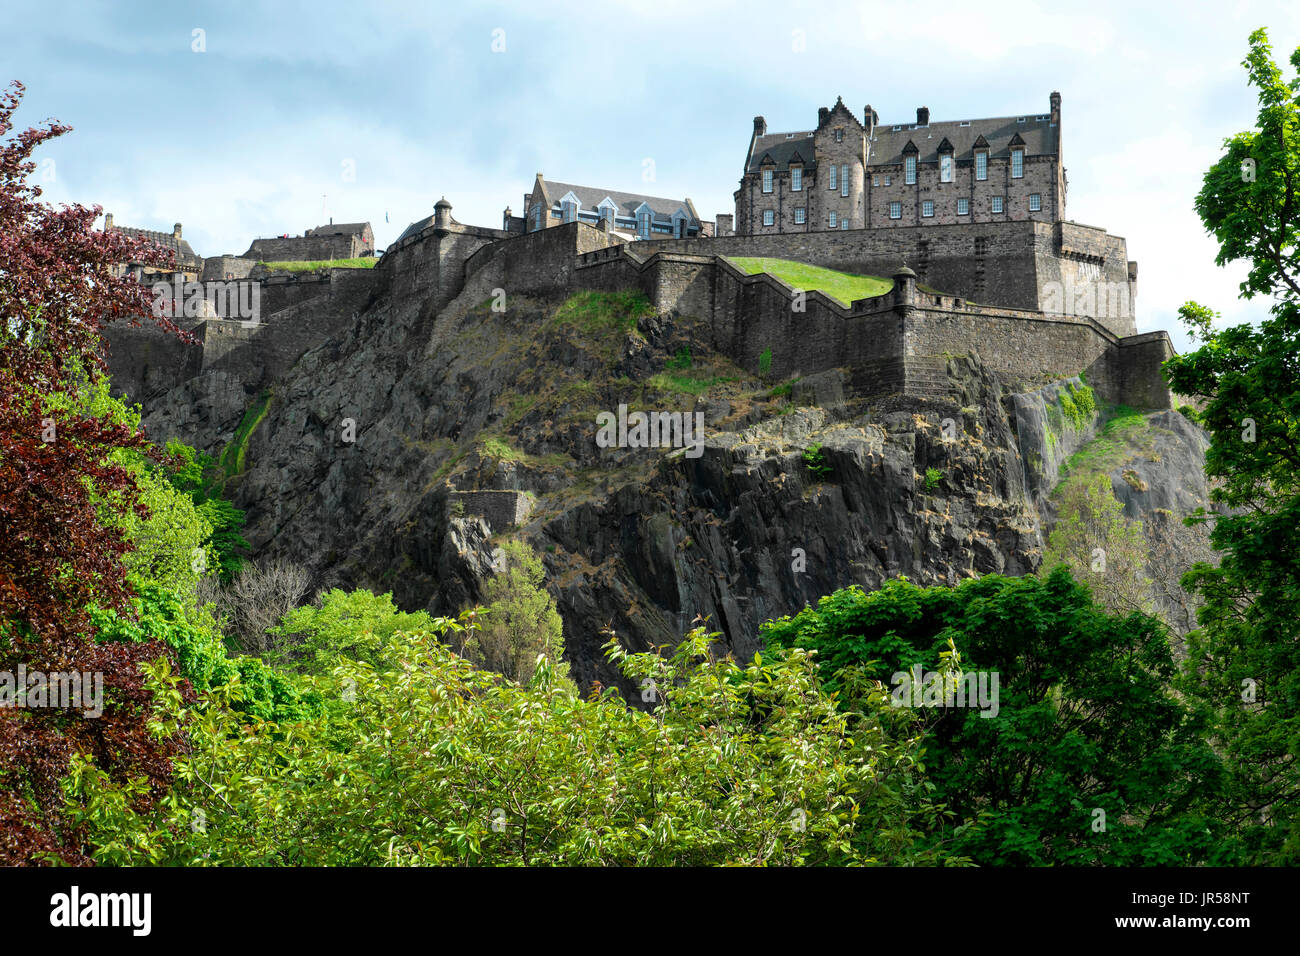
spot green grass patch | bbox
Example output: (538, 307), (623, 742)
(647, 372), (736, 395)
(1058, 405), (1150, 481)
(666, 346), (692, 371)
(728, 257), (893, 305)
(480, 436), (523, 461)
(551, 289), (654, 336)
(220, 390), (272, 479)
(1059, 382), (1097, 430)
(259, 258), (378, 272)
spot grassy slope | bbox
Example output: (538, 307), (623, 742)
(727, 257), (893, 305)
(259, 258), (379, 272)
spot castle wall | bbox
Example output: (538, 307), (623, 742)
(636, 222), (1043, 312)
(636, 219), (1136, 338)
(202, 256), (258, 281)
(102, 319), (204, 403)
(244, 234), (361, 262)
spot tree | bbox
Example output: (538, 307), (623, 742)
(761, 570), (1227, 865)
(209, 560), (312, 659)
(268, 587), (439, 674)
(461, 540), (569, 688)
(1163, 29), (1300, 861)
(0, 80), (187, 865)
(1043, 473), (1150, 617)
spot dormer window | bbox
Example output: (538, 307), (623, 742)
(561, 197), (578, 223)
(1011, 148), (1024, 179)
(598, 199), (616, 226)
(940, 154), (953, 183)
(762, 169), (773, 193)
(905, 156), (917, 185)
(636, 208), (651, 238)
(791, 166), (802, 191)
(975, 151), (988, 181)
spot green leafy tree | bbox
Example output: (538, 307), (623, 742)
(462, 540), (570, 688)
(762, 569), (1227, 865)
(66, 619), (950, 867)
(163, 441), (249, 584)
(1163, 28), (1300, 861)
(269, 588), (439, 674)
(1044, 473), (1150, 617)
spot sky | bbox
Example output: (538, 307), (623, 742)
(6, 0), (1300, 351)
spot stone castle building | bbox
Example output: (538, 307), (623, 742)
(735, 93), (1064, 234)
(243, 221), (374, 262)
(512, 173), (713, 240)
(103, 213), (205, 281)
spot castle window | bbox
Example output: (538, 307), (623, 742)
(794, 207), (806, 224)
(940, 155), (953, 183)
(835, 128), (844, 142)
(872, 175), (878, 186)
(1011, 149), (1024, 178)
(791, 167), (802, 191)
(884, 174), (891, 186)
(991, 196), (1004, 214)
(975, 152), (988, 181)
(763, 209), (775, 227)
(841, 219), (849, 230)
(905, 156), (917, 185)
(829, 165), (837, 191)
(889, 202), (902, 219)
(841, 164), (849, 197)
(922, 200), (934, 218)
(829, 211), (837, 228)
(1029, 193), (1042, 211)
(762, 169), (773, 193)
(957, 198), (970, 215)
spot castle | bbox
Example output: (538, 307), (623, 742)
(735, 93), (1064, 235)
(104, 93), (1167, 446)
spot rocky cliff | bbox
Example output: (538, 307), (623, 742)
(113, 263), (1215, 693)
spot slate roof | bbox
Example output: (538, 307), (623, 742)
(748, 112), (1058, 172)
(746, 132), (817, 173)
(868, 115), (1058, 166)
(108, 225), (202, 267)
(537, 180), (700, 222)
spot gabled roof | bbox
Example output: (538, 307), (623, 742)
(533, 178), (701, 222)
(869, 114), (1057, 166)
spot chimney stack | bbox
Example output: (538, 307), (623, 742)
(818, 106), (829, 126)
(864, 105), (877, 133)
(917, 106), (929, 127)
(1050, 90), (1061, 125)
(753, 115), (766, 136)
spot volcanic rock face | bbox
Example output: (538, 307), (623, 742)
(118, 266), (1214, 694)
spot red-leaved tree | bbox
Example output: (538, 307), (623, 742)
(0, 80), (188, 864)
